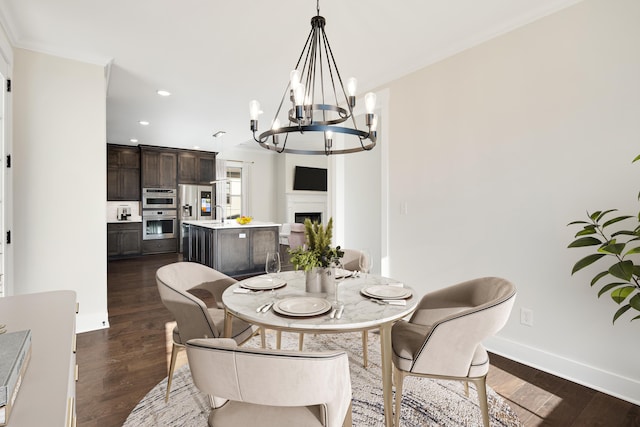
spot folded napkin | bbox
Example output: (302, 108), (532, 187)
(233, 287), (252, 294)
(384, 299), (407, 306)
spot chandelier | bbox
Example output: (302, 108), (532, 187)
(249, 1), (378, 155)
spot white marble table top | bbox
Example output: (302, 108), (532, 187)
(222, 270), (419, 332)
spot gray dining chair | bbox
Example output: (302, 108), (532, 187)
(186, 337), (353, 427)
(156, 261), (259, 402)
(391, 277), (516, 426)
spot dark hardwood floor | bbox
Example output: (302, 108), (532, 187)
(76, 254), (640, 426)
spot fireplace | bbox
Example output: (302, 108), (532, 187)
(285, 193), (327, 225)
(295, 212), (322, 224)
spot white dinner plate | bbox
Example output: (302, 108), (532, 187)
(240, 276), (287, 291)
(273, 297), (332, 317)
(361, 285), (412, 300)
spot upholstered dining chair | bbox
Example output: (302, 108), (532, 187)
(287, 222), (307, 250)
(156, 261), (259, 402)
(186, 337), (353, 427)
(391, 277), (516, 427)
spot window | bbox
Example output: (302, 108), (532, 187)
(224, 166), (243, 219)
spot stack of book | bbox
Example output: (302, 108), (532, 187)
(0, 330), (32, 426)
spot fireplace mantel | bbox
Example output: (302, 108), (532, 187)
(285, 192), (328, 225)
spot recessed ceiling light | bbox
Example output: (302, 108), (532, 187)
(139, 120), (149, 126)
(193, 146), (200, 150)
(156, 90), (171, 97)
(212, 131), (226, 138)
(130, 138), (139, 143)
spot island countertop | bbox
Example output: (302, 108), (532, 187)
(182, 220), (281, 230)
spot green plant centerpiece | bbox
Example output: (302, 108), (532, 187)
(289, 217), (344, 271)
(568, 154), (640, 324)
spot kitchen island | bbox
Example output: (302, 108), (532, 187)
(183, 220), (281, 277)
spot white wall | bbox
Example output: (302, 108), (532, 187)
(375, 0), (640, 404)
(13, 48), (108, 332)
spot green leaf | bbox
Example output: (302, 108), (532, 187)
(613, 304), (631, 324)
(611, 230), (637, 237)
(631, 314), (640, 322)
(608, 260), (634, 281)
(624, 246), (640, 256)
(575, 228), (597, 237)
(567, 220), (591, 226)
(598, 242), (625, 255)
(597, 282), (627, 297)
(632, 154), (640, 163)
(590, 271), (609, 286)
(571, 254), (605, 275)
(629, 293), (640, 311)
(603, 215), (633, 228)
(567, 237), (602, 248)
(611, 286), (636, 304)
(590, 211), (602, 221)
(596, 209), (617, 222)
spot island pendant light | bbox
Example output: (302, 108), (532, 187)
(249, 0), (377, 155)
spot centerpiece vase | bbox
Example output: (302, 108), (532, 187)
(305, 267), (334, 297)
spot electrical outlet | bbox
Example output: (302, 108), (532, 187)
(520, 308), (534, 327)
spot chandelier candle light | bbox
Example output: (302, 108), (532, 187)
(249, 0), (378, 155)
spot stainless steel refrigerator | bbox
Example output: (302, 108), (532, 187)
(178, 184), (214, 252)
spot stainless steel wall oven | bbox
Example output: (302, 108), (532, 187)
(142, 188), (177, 209)
(142, 210), (177, 240)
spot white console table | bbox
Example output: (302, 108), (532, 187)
(0, 291), (77, 426)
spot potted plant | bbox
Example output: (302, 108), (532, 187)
(568, 155), (640, 324)
(289, 217), (344, 292)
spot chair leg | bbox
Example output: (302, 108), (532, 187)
(166, 342), (180, 402)
(276, 330), (282, 349)
(299, 332), (304, 351)
(362, 330), (368, 368)
(394, 366), (405, 427)
(260, 327), (266, 348)
(342, 401), (353, 427)
(464, 381), (469, 397)
(473, 376), (490, 427)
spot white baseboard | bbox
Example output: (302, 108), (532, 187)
(485, 335), (640, 406)
(76, 311), (110, 333)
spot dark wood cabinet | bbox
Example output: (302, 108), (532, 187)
(185, 224), (279, 277)
(178, 151), (216, 184)
(107, 222), (142, 258)
(107, 144), (140, 201)
(141, 147), (177, 189)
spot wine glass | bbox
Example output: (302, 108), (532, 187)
(265, 251), (281, 276)
(265, 251), (281, 302)
(359, 250), (372, 281)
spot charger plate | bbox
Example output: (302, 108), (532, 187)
(240, 276), (287, 291)
(361, 285), (412, 300)
(273, 297), (332, 317)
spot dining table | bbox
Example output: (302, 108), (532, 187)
(222, 269), (419, 427)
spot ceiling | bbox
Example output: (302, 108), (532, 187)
(0, 0), (581, 153)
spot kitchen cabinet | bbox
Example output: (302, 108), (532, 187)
(107, 222), (142, 258)
(184, 222), (279, 277)
(107, 144), (140, 201)
(178, 151), (216, 185)
(142, 238), (177, 255)
(141, 146), (177, 189)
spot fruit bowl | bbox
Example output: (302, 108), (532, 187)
(236, 216), (253, 225)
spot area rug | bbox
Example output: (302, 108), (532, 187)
(124, 331), (522, 427)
